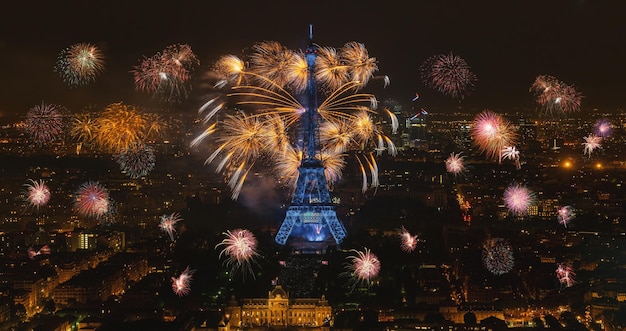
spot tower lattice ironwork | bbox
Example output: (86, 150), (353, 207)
(274, 26), (347, 249)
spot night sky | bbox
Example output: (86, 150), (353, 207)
(2, 0), (626, 117)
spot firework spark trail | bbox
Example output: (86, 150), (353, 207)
(171, 266), (195, 296)
(94, 103), (148, 154)
(23, 179), (51, 209)
(54, 43), (105, 86)
(159, 212), (183, 241)
(556, 263), (576, 288)
(114, 144), (156, 179)
(193, 40), (395, 199)
(420, 52), (477, 99)
(25, 102), (68, 146)
(216, 229), (260, 279)
(482, 238), (514, 275)
(530, 75), (582, 115)
(557, 206), (575, 228)
(398, 226), (418, 253)
(501, 146), (521, 169)
(471, 110), (517, 163)
(582, 134), (602, 157)
(73, 181), (111, 219)
(28, 245), (51, 260)
(593, 119), (612, 137)
(503, 183), (536, 216)
(132, 44), (199, 103)
(345, 248), (381, 290)
(445, 152), (466, 176)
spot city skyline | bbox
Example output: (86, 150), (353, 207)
(0, 1), (625, 330)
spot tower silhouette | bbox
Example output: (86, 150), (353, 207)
(274, 26), (347, 251)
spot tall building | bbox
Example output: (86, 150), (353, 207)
(274, 27), (346, 252)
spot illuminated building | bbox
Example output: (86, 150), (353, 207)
(224, 285), (332, 328)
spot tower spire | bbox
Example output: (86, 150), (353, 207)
(275, 27), (347, 250)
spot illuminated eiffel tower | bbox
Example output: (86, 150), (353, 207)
(274, 26), (347, 251)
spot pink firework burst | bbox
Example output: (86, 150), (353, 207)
(27, 245), (50, 260)
(582, 134), (602, 157)
(398, 226), (418, 253)
(73, 181), (110, 219)
(23, 179), (51, 208)
(501, 146), (521, 169)
(346, 248), (381, 286)
(131, 44), (198, 103)
(171, 266), (195, 296)
(503, 183), (536, 216)
(25, 102), (67, 146)
(445, 152), (466, 176)
(159, 212), (182, 241)
(216, 229), (260, 279)
(471, 110), (516, 163)
(593, 119), (612, 137)
(530, 75), (582, 115)
(420, 52), (477, 99)
(557, 206), (575, 228)
(556, 263), (576, 288)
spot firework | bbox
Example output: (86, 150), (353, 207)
(28, 245), (50, 260)
(420, 52), (477, 99)
(593, 119), (612, 137)
(193, 39), (394, 199)
(132, 44), (199, 103)
(556, 263), (576, 288)
(582, 134), (602, 157)
(216, 229), (260, 279)
(471, 110), (517, 163)
(69, 113), (97, 154)
(339, 41), (378, 88)
(171, 266), (195, 296)
(501, 146), (521, 169)
(345, 248), (381, 289)
(159, 212), (182, 241)
(503, 183), (536, 216)
(482, 238), (514, 275)
(398, 226), (418, 253)
(114, 144), (156, 179)
(94, 103), (147, 154)
(54, 43), (104, 86)
(25, 102), (67, 146)
(275, 145), (346, 189)
(23, 179), (50, 209)
(445, 152), (466, 175)
(144, 113), (168, 141)
(557, 206), (575, 228)
(73, 181), (111, 219)
(530, 75), (582, 115)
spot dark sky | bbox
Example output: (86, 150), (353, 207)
(2, 0), (625, 118)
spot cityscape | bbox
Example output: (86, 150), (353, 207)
(1, 2), (626, 331)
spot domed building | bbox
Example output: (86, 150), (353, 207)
(224, 285), (332, 328)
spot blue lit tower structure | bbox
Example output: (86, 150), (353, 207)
(274, 26), (347, 251)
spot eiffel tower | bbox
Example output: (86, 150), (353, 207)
(274, 26), (347, 252)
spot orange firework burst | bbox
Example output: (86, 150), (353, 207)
(94, 103), (147, 154)
(192, 39), (395, 199)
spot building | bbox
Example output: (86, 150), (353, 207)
(224, 285), (332, 328)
